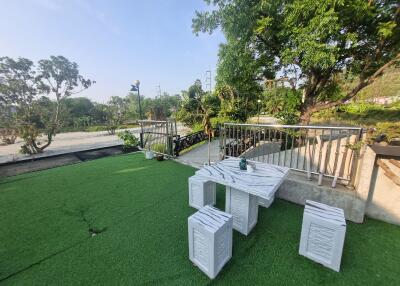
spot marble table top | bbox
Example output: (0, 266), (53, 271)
(189, 205), (232, 233)
(195, 157), (290, 200)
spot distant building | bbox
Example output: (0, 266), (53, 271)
(366, 95), (400, 105)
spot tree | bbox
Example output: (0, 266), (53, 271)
(193, 0), (400, 123)
(200, 92), (221, 164)
(91, 103), (108, 124)
(125, 92), (181, 121)
(64, 97), (95, 127)
(0, 104), (18, 144)
(0, 57), (38, 117)
(105, 96), (127, 135)
(263, 87), (302, 124)
(0, 56), (93, 154)
(177, 80), (211, 126)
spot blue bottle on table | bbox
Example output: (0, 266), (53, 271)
(239, 158), (247, 170)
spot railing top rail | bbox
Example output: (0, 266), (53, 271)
(223, 122), (362, 131)
(138, 119), (173, 124)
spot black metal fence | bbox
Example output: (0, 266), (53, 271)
(138, 120), (178, 156)
(173, 127), (220, 156)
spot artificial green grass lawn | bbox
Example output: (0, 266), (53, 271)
(1, 153), (399, 285)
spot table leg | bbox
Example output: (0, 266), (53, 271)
(225, 186), (258, 235)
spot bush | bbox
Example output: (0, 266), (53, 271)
(151, 143), (166, 154)
(210, 116), (232, 128)
(373, 122), (400, 144)
(117, 130), (139, 151)
(191, 123), (204, 133)
(313, 102), (400, 127)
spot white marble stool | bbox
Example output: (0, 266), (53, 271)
(299, 200), (346, 272)
(188, 175), (216, 209)
(188, 205), (233, 279)
(225, 186), (258, 235)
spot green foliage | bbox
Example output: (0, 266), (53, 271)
(190, 123), (203, 133)
(214, 41), (264, 122)
(210, 116), (232, 128)
(374, 122), (400, 143)
(63, 97), (97, 128)
(223, 98), (249, 122)
(263, 87), (302, 124)
(117, 130), (139, 151)
(176, 79), (220, 127)
(356, 68), (400, 100)
(105, 96), (127, 135)
(127, 92), (181, 120)
(151, 143), (166, 154)
(0, 56), (93, 153)
(193, 0), (400, 122)
(0, 105), (18, 144)
(314, 101), (400, 127)
(18, 124), (40, 154)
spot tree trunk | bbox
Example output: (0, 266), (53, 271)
(299, 111), (311, 125)
(35, 95), (61, 152)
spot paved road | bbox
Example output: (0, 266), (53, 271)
(176, 139), (221, 168)
(0, 124), (190, 164)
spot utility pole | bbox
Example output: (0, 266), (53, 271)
(205, 70), (211, 94)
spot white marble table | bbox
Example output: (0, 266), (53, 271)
(195, 157), (289, 235)
(195, 157), (289, 201)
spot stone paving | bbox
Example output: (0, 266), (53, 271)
(176, 139), (221, 168)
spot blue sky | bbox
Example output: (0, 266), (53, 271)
(0, 0), (224, 102)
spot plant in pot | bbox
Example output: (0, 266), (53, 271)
(143, 134), (154, 159)
(152, 143), (167, 161)
(117, 130), (139, 153)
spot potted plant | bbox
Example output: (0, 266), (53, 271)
(152, 143), (167, 161)
(145, 149), (154, 159)
(142, 134), (154, 159)
(117, 130), (139, 153)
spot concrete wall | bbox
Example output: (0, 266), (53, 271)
(277, 172), (365, 223)
(277, 146), (400, 226)
(365, 157), (400, 225)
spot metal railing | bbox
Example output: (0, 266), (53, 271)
(221, 123), (363, 188)
(173, 127), (220, 156)
(139, 119), (178, 156)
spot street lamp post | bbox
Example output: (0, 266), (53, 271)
(130, 80), (142, 120)
(257, 99), (261, 124)
(131, 80), (143, 147)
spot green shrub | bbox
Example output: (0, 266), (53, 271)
(191, 123), (204, 133)
(313, 102), (400, 127)
(117, 130), (139, 151)
(210, 116), (232, 128)
(151, 143), (166, 154)
(374, 122), (400, 143)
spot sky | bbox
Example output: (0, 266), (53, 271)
(0, 0), (225, 102)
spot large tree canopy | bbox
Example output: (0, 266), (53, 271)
(0, 56), (93, 153)
(193, 0), (400, 122)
